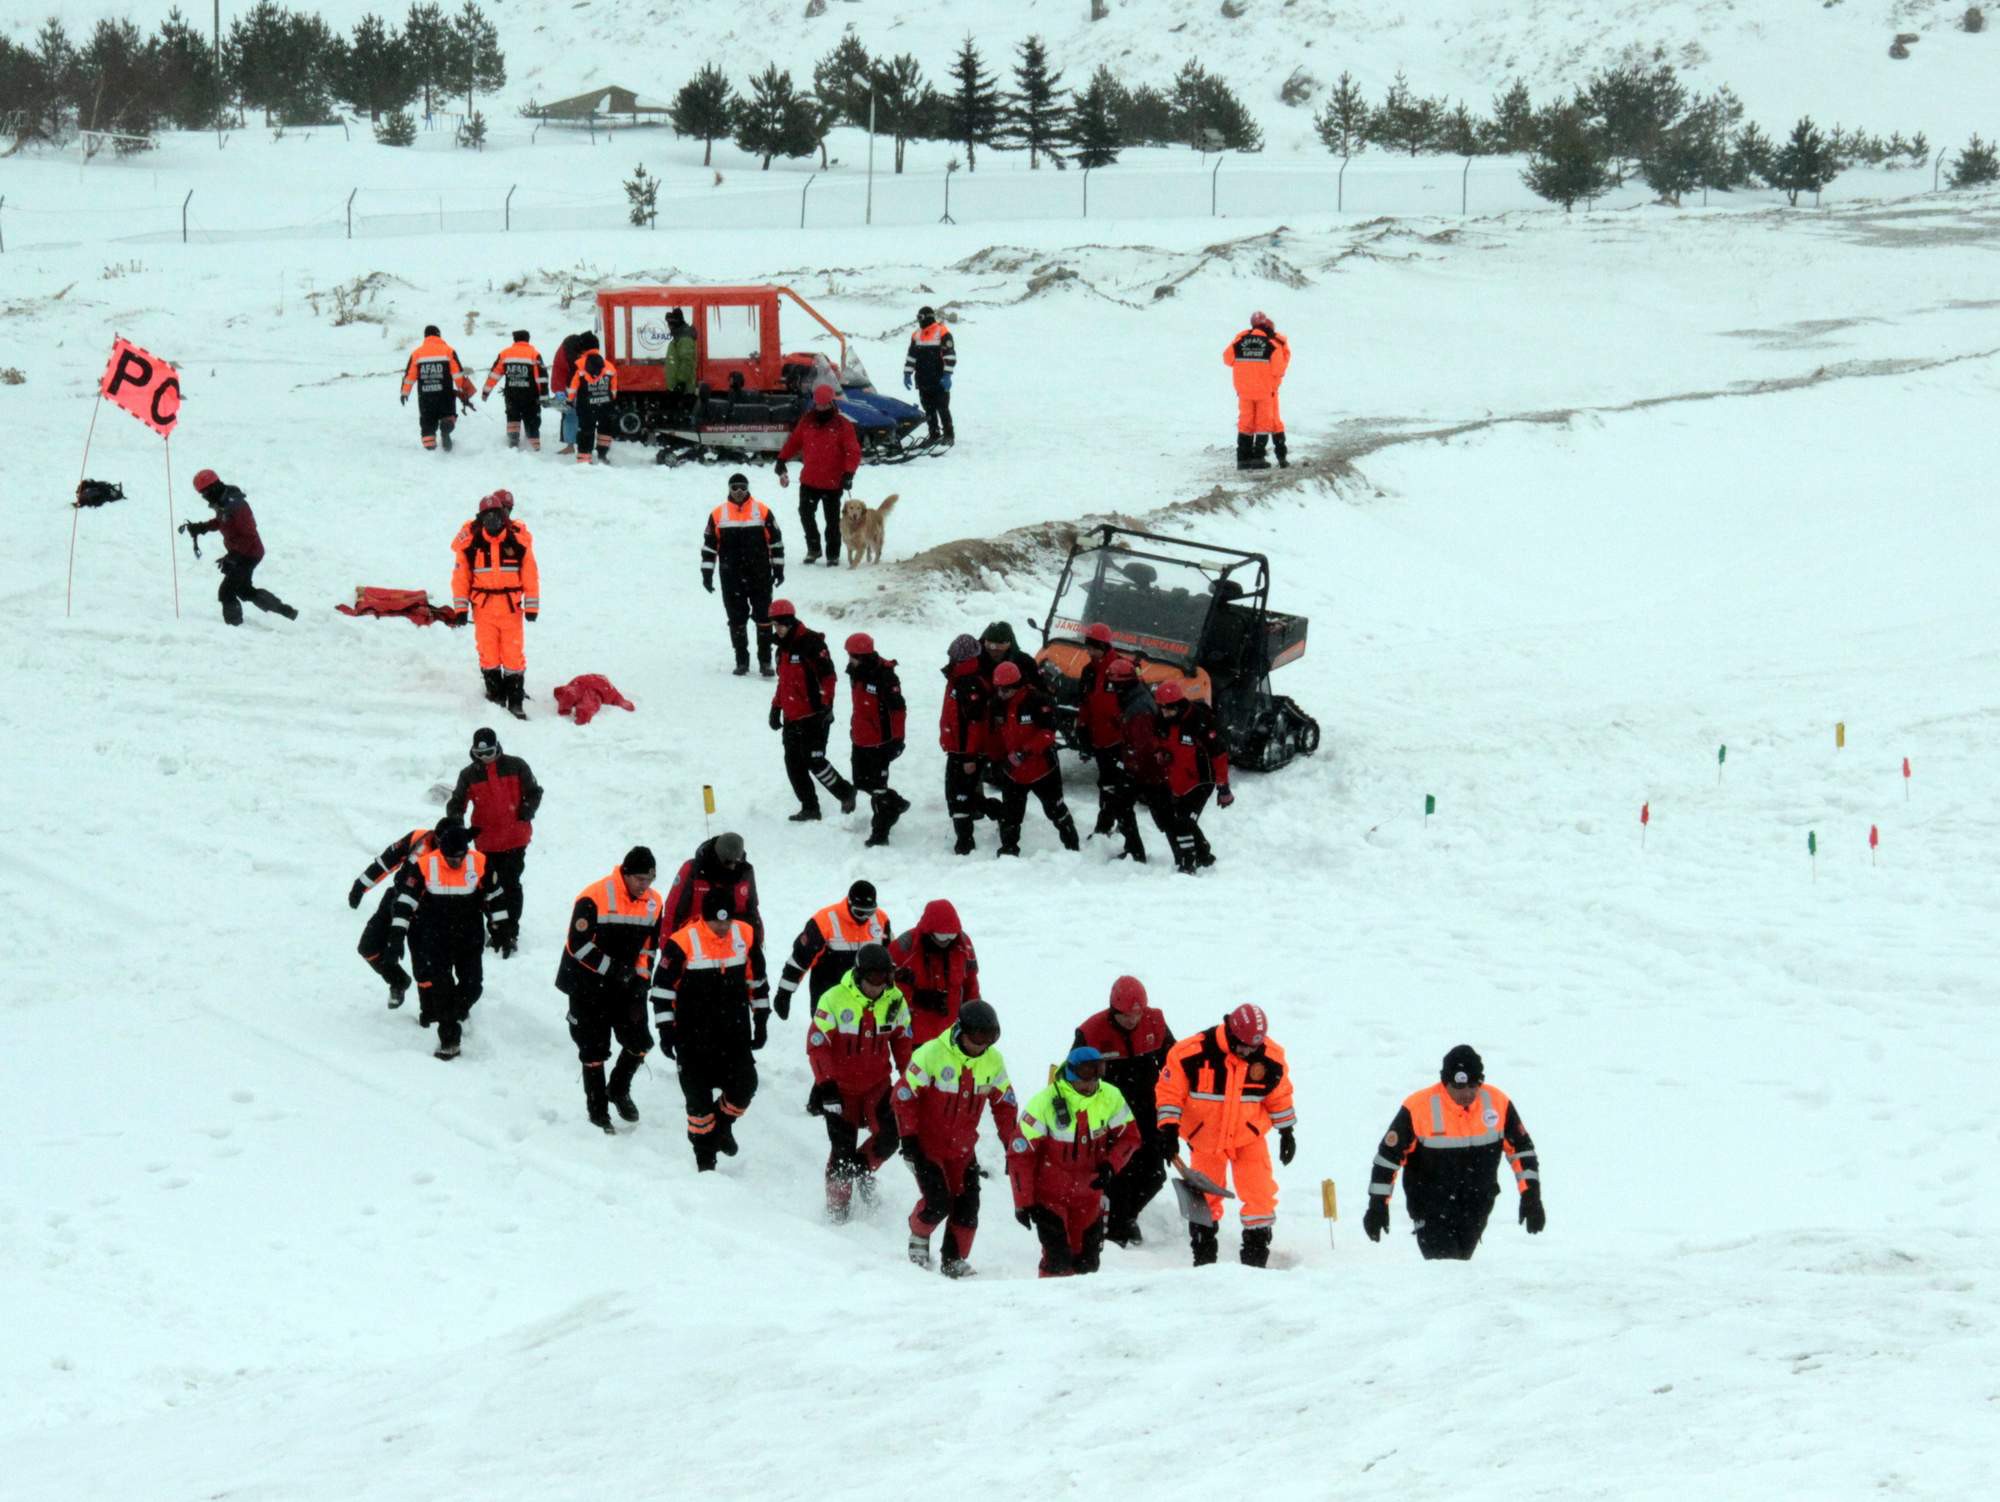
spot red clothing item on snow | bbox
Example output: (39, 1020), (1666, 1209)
(772, 623), (839, 723)
(847, 654), (906, 748)
(1076, 653), (1135, 751)
(994, 687), (1060, 785)
(334, 587), (466, 627)
(553, 673), (635, 726)
(1158, 702), (1231, 797)
(893, 1049), (1020, 1165)
(939, 658), (992, 758)
(888, 898), (980, 1046)
(775, 407), (862, 490)
(449, 756), (538, 852)
(1007, 1095), (1142, 1213)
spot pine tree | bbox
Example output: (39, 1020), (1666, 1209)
(1007, 35), (1067, 168)
(339, 14), (413, 121)
(1522, 104), (1612, 211)
(625, 163), (659, 225)
(1582, 62), (1685, 175)
(1068, 63), (1121, 167)
(156, 8), (227, 130)
(1487, 78), (1536, 153)
(447, 0), (504, 120)
(1732, 122), (1774, 186)
(670, 63), (737, 167)
(1313, 70), (1368, 155)
(227, 1), (291, 125)
(734, 65), (818, 170)
(1118, 82), (1174, 146)
(944, 34), (1002, 171)
(1172, 58), (1261, 151)
(1371, 70), (1439, 156)
(400, 1), (450, 119)
(457, 108), (485, 149)
(73, 19), (162, 149)
(1770, 115), (1837, 205)
(813, 29), (872, 129)
(1947, 132), (1999, 188)
(1437, 101), (1484, 157)
(871, 52), (933, 173)
(375, 107), (416, 145)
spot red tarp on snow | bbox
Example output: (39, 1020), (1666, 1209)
(554, 674), (635, 725)
(335, 587), (467, 627)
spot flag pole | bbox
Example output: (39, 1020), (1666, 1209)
(164, 433), (181, 618)
(67, 391), (106, 618)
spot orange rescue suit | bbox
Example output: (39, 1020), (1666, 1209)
(452, 518), (540, 673)
(1156, 1023), (1298, 1229)
(1223, 326), (1290, 435)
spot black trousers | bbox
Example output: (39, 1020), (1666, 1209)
(1106, 1141), (1169, 1230)
(217, 555), (291, 626)
(1414, 1200), (1496, 1261)
(719, 566), (773, 663)
(357, 894), (410, 990)
(1091, 749), (1146, 856)
(479, 846), (526, 933)
(565, 977), (654, 1064)
(1158, 785), (1214, 870)
(678, 1028), (758, 1163)
(853, 742), (907, 839)
(574, 398), (612, 453)
(412, 925), (483, 1047)
(502, 388), (541, 442)
(782, 715), (853, 813)
(911, 1152), (982, 1261)
(998, 769), (1079, 852)
(945, 758), (987, 841)
(798, 485), (841, 561)
(917, 384), (953, 442)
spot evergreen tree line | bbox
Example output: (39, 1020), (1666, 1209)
(0, 1), (503, 152)
(628, 30), (1265, 174)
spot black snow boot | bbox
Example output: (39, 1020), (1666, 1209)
(952, 820), (977, 856)
(434, 1017), (463, 1061)
(504, 673), (528, 721)
(482, 667), (506, 704)
(387, 980), (408, 1010)
(788, 806), (822, 823)
(607, 1050), (643, 1122)
(583, 1064), (615, 1134)
(1272, 433), (1289, 469)
(1107, 1216), (1142, 1247)
(251, 589), (297, 620)
(713, 1110), (740, 1156)
(756, 623), (774, 677)
(1189, 1223), (1220, 1267)
(440, 422), (454, 452)
(1235, 433), (1257, 470)
(1054, 809), (1081, 852)
(1240, 1226), (1273, 1268)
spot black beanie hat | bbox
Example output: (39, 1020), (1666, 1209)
(981, 620), (1015, 646)
(470, 726), (500, 756)
(623, 846), (656, 876)
(1441, 1044), (1484, 1087)
(512, 328), (530, 342)
(847, 879), (877, 915)
(424, 323), (441, 337)
(701, 887), (732, 922)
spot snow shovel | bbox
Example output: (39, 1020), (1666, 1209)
(1169, 1155), (1235, 1229)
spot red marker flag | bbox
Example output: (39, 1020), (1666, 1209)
(1640, 801), (1649, 849)
(99, 337), (183, 436)
(1870, 824), (1879, 866)
(1902, 757), (1911, 802)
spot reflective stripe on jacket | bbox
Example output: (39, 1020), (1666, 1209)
(807, 968), (913, 1090)
(1156, 1024), (1296, 1151)
(1007, 1077), (1140, 1209)
(893, 1030), (1019, 1162)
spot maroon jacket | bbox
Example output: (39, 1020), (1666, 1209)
(1118, 685), (1169, 788)
(994, 686), (1060, 785)
(773, 624), (839, 724)
(1157, 702), (1231, 797)
(444, 753), (543, 853)
(776, 408), (862, 490)
(550, 335), (584, 401)
(939, 658), (991, 758)
(187, 489), (265, 563)
(889, 898), (979, 1046)
(1074, 1006), (1176, 1144)
(661, 837), (764, 951)
(848, 654), (906, 748)
(1076, 654), (1135, 751)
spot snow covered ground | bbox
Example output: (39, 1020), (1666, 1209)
(5, 106), (2000, 1502)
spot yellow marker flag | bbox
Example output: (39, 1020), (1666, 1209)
(702, 784), (717, 815)
(1321, 1179), (1338, 1219)
(1835, 722), (1846, 749)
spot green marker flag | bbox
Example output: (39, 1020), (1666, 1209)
(1808, 831), (1817, 856)
(1717, 744), (1727, 785)
(1424, 794), (1436, 818)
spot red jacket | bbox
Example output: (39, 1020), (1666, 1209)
(939, 659), (991, 757)
(444, 753), (543, 853)
(1120, 687), (1170, 787)
(1006, 1084), (1142, 1212)
(1075, 1006), (1177, 1142)
(995, 687), (1060, 785)
(1076, 654), (1134, 751)
(848, 654), (906, 748)
(806, 980), (914, 1095)
(888, 898), (979, 1045)
(187, 489), (265, 563)
(1158, 703), (1230, 797)
(773, 625), (838, 724)
(893, 1037), (1020, 1164)
(776, 408), (862, 490)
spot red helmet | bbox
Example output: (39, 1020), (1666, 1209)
(1225, 1003), (1268, 1048)
(477, 489), (512, 514)
(1109, 976), (1148, 1017)
(845, 631), (875, 655)
(1084, 622), (1113, 646)
(1154, 678), (1187, 705)
(1250, 310), (1274, 332)
(191, 468), (220, 494)
(768, 598), (797, 620)
(1105, 657), (1137, 682)
(813, 383), (837, 408)
(992, 661), (1023, 688)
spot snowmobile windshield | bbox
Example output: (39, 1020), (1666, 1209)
(1048, 550), (1222, 670)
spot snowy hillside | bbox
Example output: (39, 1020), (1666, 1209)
(7, 146), (2000, 1498)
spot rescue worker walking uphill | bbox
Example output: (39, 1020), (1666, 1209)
(767, 599), (859, 821)
(1223, 310), (1290, 471)
(1074, 976), (1176, 1245)
(443, 725), (542, 957)
(806, 942), (911, 1222)
(1363, 1044), (1544, 1261)
(557, 848), (662, 1135)
(652, 886), (769, 1172)
(701, 473), (785, 677)
(385, 817), (501, 1061)
(1156, 1003), (1298, 1267)
(1007, 1046), (1140, 1277)
(895, 998), (1018, 1278)
(348, 822), (440, 1008)
(451, 489), (540, 718)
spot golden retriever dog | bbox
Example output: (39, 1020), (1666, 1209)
(840, 492), (900, 567)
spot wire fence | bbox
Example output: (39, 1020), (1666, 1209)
(0, 150), (1948, 253)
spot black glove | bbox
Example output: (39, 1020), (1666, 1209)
(751, 1011), (769, 1051)
(772, 565), (785, 586)
(1217, 787), (1236, 809)
(899, 1136), (926, 1167)
(1278, 1128), (1296, 1166)
(215, 557), (228, 573)
(806, 1080), (832, 1116)
(768, 704), (782, 732)
(400, 392), (409, 406)
(1014, 1207), (1033, 1229)
(888, 740), (905, 762)
(177, 520), (193, 535)
(841, 473), (854, 493)
(347, 879), (367, 910)
(702, 571), (714, 594)
(655, 1021), (676, 1060)
(1363, 1197), (1390, 1242)
(773, 988), (793, 1021)
(1090, 1165), (1116, 1192)
(1160, 1125), (1180, 1161)
(1520, 1184), (1546, 1234)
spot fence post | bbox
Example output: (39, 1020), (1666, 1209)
(346, 187), (356, 239)
(1211, 153), (1225, 216)
(182, 188), (193, 244)
(1338, 154), (1350, 212)
(941, 163), (957, 224)
(1934, 146), (1947, 190)
(1082, 166), (1090, 220)
(0, 195), (6, 254)
(340, 119), (349, 141)
(800, 171), (816, 229)
(505, 183), (516, 231)
(1462, 155), (1472, 214)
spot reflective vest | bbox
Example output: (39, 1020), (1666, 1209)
(568, 359), (619, 407)
(1223, 328), (1290, 397)
(1407, 1083), (1515, 1154)
(670, 918), (751, 971)
(894, 1030), (1018, 1160)
(1017, 1077), (1133, 1151)
(484, 340), (547, 397)
(451, 520), (540, 615)
(403, 335), (470, 398)
(813, 900), (891, 955)
(418, 847), (486, 896)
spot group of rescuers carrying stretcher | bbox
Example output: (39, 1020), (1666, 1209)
(351, 819), (1546, 1276)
